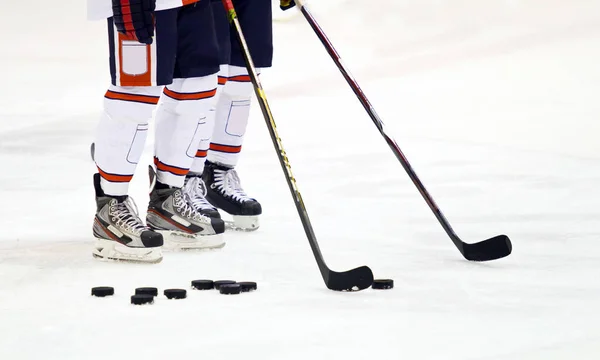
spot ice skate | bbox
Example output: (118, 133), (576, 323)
(183, 175), (221, 219)
(92, 173), (163, 263)
(146, 166), (226, 251)
(203, 161), (261, 231)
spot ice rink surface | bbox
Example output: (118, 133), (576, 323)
(1, 0), (599, 359)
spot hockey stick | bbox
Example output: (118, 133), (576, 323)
(294, 0), (511, 262)
(220, 0), (374, 290)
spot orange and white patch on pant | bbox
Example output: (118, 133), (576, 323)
(113, 30), (158, 86)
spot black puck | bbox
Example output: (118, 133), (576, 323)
(131, 294), (154, 305)
(91, 286), (114, 297)
(164, 288), (187, 299)
(219, 284), (242, 295)
(90, 142), (95, 161)
(372, 279), (394, 290)
(191, 280), (214, 290)
(214, 280), (236, 290)
(135, 287), (158, 296)
(237, 282), (257, 292)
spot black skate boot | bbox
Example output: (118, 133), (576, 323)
(92, 173), (163, 263)
(202, 160), (261, 231)
(146, 166), (226, 251)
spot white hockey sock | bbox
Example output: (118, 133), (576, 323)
(189, 66), (228, 175)
(95, 85), (161, 196)
(154, 75), (218, 187)
(207, 65), (258, 168)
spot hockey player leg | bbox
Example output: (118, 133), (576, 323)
(205, 65), (262, 231)
(146, 76), (227, 251)
(203, 0), (272, 231)
(183, 1), (235, 221)
(184, 65), (229, 220)
(90, 9), (185, 263)
(93, 85), (164, 263)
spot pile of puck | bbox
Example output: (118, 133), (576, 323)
(192, 280), (257, 294)
(91, 279), (258, 305)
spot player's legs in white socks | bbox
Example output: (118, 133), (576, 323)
(152, 76), (217, 188)
(92, 85), (163, 262)
(146, 75), (226, 249)
(94, 86), (161, 196)
(201, 65), (262, 231)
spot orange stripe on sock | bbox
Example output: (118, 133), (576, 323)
(228, 75), (251, 82)
(209, 143), (242, 154)
(218, 76), (228, 85)
(154, 157), (189, 176)
(163, 87), (216, 101)
(105, 90), (159, 104)
(196, 149), (208, 158)
(97, 167), (133, 183)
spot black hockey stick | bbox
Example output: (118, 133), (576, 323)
(220, 0), (374, 290)
(294, 0), (511, 262)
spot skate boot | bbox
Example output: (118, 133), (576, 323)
(203, 160), (261, 231)
(183, 175), (221, 219)
(146, 166), (225, 251)
(92, 173), (163, 263)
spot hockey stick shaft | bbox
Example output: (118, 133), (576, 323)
(294, 1), (510, 259)
(220, 0), (332, 282)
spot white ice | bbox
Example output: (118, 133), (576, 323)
(1, 0), (600, 359)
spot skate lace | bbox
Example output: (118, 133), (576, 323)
(184, 177), (216, 211)
(109, 198), (146, 235)
(212, 168), (253, 203)
(172, 189), (210, 222)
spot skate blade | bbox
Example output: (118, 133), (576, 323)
(157, 231), (226, 251)
(92, 238), (163, 264)
(225, 215), (260, 232)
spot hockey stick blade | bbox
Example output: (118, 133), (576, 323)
(326, 266), (374, 291)
(460, 235), (512, 261)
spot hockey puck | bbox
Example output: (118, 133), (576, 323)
(372, 279), (394, 290)
(91, 286), (114, 297)
(213, 280), (236, 290)
(131, 294), (154, 305)
(135, 287), (158, 297)
(219, 284), (242, 295)
(164, 289), (187, 299)
(191, 280), (214, 290)
(90, 142), (95, 161)
(237, 282), (257, 292)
